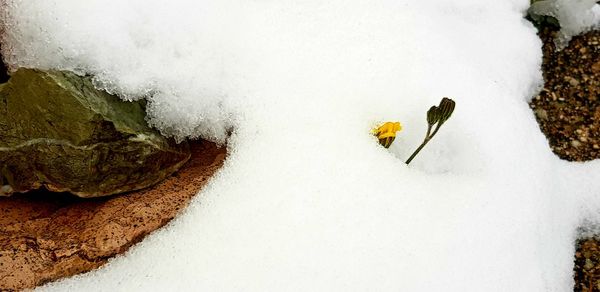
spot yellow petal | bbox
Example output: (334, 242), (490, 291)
(373, 122), (402, 139)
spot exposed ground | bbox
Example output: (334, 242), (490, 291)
(530, 28), (600, 161)
(529, 27), (600, 291)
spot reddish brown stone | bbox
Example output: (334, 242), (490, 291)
(0, 141), (226, 291)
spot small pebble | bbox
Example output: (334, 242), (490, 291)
(565, 76), (579, 87)
(585, 259), (595, 270)
(592, 61), (600, 73)
(535, 109), (549, 120)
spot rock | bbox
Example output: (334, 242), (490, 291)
(564, 76), (580, 87)
(0, 68), (191, 197)
(534, 108), (549, 121)
(0, 141), (226, 291)
(593, 60), (600, 73)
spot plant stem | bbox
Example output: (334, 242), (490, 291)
(406, 137), (430, 165)
(430, 120), (444, 138)
(405, 122), (444, 165)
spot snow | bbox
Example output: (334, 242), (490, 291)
(529, 0), (600, 49)
(2, 0), (600, 291)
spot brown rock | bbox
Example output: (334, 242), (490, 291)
(0, 141), (226, 291)
(592, 60), (600, 74)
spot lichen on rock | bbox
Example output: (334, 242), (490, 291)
(0, 68), (191, 197)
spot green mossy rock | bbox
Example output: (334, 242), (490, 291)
(0, 68), (191, 197)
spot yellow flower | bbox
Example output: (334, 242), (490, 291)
(373, 122), (402, 148)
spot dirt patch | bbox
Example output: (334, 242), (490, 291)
(530, 28), (600, 161)
(575, 238), (600, 292)
(0, 141), (226, 291)
(528, 28), (600, 291)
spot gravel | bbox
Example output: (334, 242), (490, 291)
(529, 27), (600, 291)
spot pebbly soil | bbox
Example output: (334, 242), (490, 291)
(529, 27), (600, 292)
(530, 29), (600, 161)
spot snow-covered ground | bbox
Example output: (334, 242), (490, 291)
(2, 0), (600, 291)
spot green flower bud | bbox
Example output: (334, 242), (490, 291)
(427, 106), (439, 125)
(437, 97), (455, 123)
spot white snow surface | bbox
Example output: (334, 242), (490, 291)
(529, 0), (600, 48)
(2, 0), (600, 291)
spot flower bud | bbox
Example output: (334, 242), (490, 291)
(427, 106), (439, 125)
(437, 97), (455, 123)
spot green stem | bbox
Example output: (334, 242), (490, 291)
(430, 120), (444, 138)
(425, 123), (432, 138)
(405, 122), (444, 165)
(405, 137), (430, 165)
